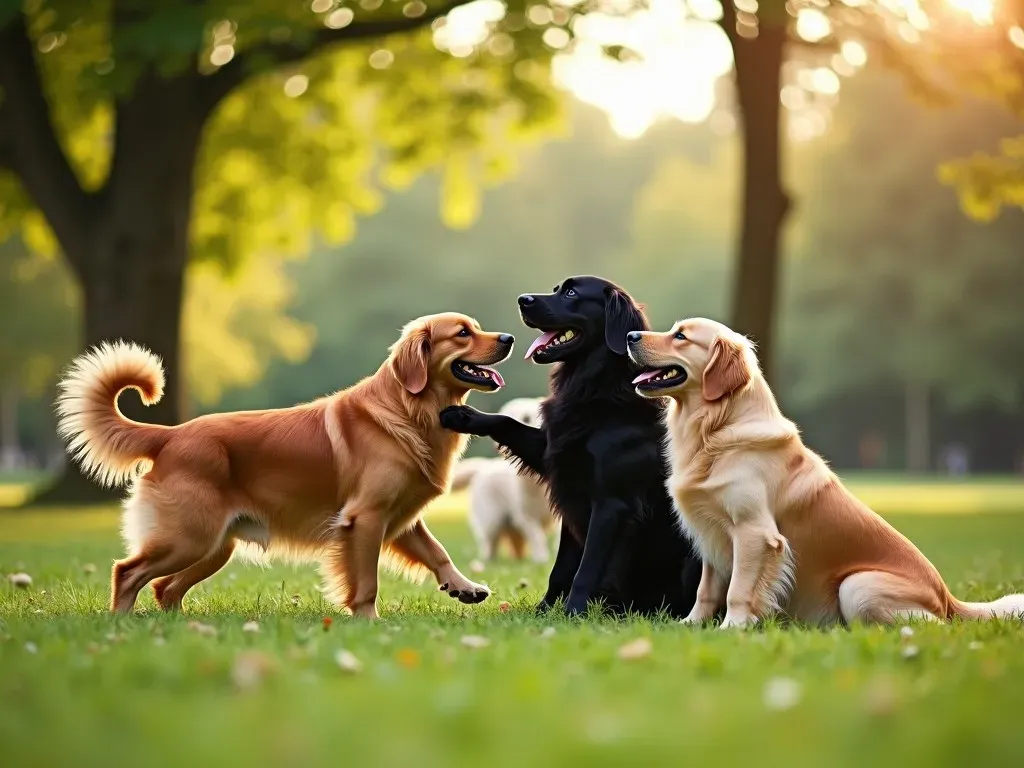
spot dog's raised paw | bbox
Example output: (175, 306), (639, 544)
(439, 405), (482, 434)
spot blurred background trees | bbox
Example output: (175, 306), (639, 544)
(1, 0), (1023, 502)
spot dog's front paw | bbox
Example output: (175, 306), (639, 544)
(440, 577), (491, 605)
(440, 405), (488, 436)
(719, 611), (758, 630)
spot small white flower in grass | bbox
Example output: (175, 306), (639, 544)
(187, 621), (218, 638)
(153, 636), (167, 647)
(242, 621), (260, 634)
(900, 626), (914, 639)
(617, 637), (653, 660)
(469, 559), (485, 574)
(460, 635), (491, 649)
(335, 649), (362, 673)
(763, 677), (801, 711)
(517, 578), (529, 589)
(8, 572), (32, 588)
(82, 563), (97, 575)
(541, 627), (556, 639)
(24, 642), (38, 654)
(901, 644), (919, 660)
(232, 651), (274, 692)
(291, 594), (301, 606)
(969, 641), (984, 651)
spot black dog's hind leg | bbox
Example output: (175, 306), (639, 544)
(537, 524), (583, 613)
(440, 406), (548, 477)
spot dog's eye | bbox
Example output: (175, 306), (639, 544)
(457, 328), (471, 338)
(565, 288), (577, 297)
(674, 331), (687, 341)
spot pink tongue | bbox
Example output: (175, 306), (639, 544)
(525, 330), (559, 360)
(482, 368), (505, 388)
(632, 369), (662, 385)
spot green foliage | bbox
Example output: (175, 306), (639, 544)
(785, 72), (1024, 411)
(0, 0), (566, 264)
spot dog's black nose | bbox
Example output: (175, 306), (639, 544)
(498, 334), (515, 346)
(518, 294), (535, 307)
(626, 331), (643, 345)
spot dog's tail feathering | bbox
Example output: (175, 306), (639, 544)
(449, 457), (493, 492)
(948, 592), (1024, 621)
(56, 341), (173, 488)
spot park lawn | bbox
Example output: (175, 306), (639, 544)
(1, 488), (1023, 768)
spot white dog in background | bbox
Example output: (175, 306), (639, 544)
(450, 397), (557, 562)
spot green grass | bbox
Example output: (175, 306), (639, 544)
(2, 485), (1024, 768)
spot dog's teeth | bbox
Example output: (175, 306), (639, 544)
(564, 330), (574, 340)
(558, 334), (567, 342)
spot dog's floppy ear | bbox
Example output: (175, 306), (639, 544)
(604, 287), (646, 356)
(702, 335), (751, 401)
(390, 322), (432, 395)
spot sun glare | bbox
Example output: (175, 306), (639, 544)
(945, 0), (995, 24)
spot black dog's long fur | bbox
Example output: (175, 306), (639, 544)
(441, 276), (700, 617)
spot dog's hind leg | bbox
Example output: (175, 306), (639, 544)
(152, 539), (235, 611)
(838, 571), (944, 625)
(112, 482), (229, 614)
(520, 517), (551, 563)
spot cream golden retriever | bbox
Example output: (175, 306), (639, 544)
(626, 318), (1024, 628)
(450, 397), (556, 562)
(56, 313), (513, 618)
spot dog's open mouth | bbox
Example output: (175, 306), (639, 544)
(524, 329), (581, 361)
(452, 360), (506, 390)
(632, 366), (687, 391)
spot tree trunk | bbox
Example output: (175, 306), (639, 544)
(727, 20), (791, 385)
(31, 75), (205, 506)
(905, 381), (930, 474)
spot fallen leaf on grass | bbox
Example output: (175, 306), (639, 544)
(762, 677), (801, 711)
(862, 675), (900, 717)
(498, 601), (511, 613)
(232, 651), (275, 692)
(7, 573), (32, 589)
(187, 621), (218, 638)
(335, 649), (362, 673)
(617, 637), (653, 660)
(322, 617), (333, 631)
(461, 635), (491, 649)
(396, 648), (421, 669)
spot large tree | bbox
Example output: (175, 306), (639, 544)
(0, 0), (561, 502)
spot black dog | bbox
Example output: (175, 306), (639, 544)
(440, 276), (700, 617)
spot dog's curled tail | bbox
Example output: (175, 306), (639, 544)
(449, 457), (493, 492)
(56, 341), (173, 488)
(948, 593), (1024, 621)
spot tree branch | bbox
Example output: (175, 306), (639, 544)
(0, 14), (93, 257)
(202, 0), (474, 108)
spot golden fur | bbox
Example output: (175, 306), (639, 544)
(57, 313), (512, 618)
(629, 317), (1024, 627)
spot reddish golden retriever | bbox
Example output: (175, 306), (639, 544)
(57, 313), (514, 618)
(627, 317), (1024, 628)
